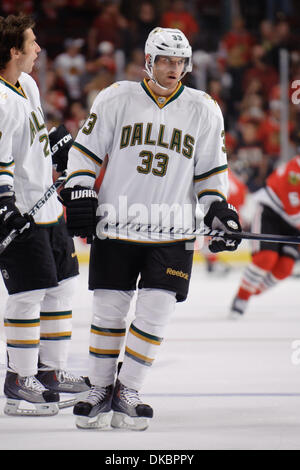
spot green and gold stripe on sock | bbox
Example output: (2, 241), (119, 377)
(89, 346), (120, 358)
(129, 324), (163, 345)
(40, 331), (72, 341)
(5, 318), (40, 348)
(4, 318), (40, 328)
(7, 339), (40, 349)
(40, 311), (72, 320)
(124, 346), (154, 367)
(91, 325), (126, 337)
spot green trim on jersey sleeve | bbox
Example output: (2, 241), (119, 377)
(72, 142), (103, 166)
(194, 164), (228, 182)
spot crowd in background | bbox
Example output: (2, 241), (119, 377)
(1, 0), (300, 193)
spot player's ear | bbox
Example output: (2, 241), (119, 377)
(10, 47), (21, 61)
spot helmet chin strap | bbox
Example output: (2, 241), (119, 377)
(144, 67), (178, 92)
(149, 74), (170, 91)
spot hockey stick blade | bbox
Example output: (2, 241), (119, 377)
(0, 172), (67, 254)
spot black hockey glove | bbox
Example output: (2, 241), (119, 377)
(59, 186), (98, 238)
(0, 195), (35, 240)
(49, 124), (73, 173)
(204, 200), (242, 253)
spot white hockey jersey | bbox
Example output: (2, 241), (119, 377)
(0, 73), (63, 225)
(66, 79), (228, 242)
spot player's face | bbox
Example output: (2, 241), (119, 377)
(18, 28), (41, 74)
(153, 56), (185, 91)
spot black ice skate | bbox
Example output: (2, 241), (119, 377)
(73, 384), (114, 429)
(37, 363), (91, 409)
(4, 370), (59, 416)
(111, 379), (153, 431)
(229, 296), (248, 320)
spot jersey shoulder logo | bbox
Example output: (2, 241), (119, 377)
(288, 171), (300, 185)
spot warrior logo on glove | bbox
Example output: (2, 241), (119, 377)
(59, 186), (98, 238)
(70, 189), (97, 200)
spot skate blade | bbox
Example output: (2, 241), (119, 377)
(111, 411), (149, 431)
(228, 310), (243, 321)
(58, 390), (90, 409)
(75, 411), (111, 429)
(4, 399), (59, 417)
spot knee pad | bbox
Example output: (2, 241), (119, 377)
(6, 288), (46, 320)
(252, 250), (279, 272)
(41, 276), (78, 312)
(134, 288), (176, 336)
(272, 256), (295, 280)
(93, 289), (134, 328)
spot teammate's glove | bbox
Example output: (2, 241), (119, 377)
(204, 200), (242, 253)
(59, 186), (98, 238)
(49, 124), (73, 172)
(0, 196), (35, 240)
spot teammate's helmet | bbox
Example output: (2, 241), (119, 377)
(145, 27), (192, 82)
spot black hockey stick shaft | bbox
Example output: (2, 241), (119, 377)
(102, 223), (300, 245)
(209, 229), (300, 245)
(0, 172), (67, 254)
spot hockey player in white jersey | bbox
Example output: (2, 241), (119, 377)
(61, 27), (242, 430)
(0, 14), (90, 416)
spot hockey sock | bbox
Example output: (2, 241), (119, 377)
(257, 256), (295, 294)
(237, 250), (278, 300)
(118, 288), (176, 391)
(39, 277), (77, 370)
(89, 289), (133, 387)
(4, 289), (45, 377)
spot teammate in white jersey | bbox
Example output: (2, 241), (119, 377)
(0, 14), (90, 416)
(61, 27), (242, 430)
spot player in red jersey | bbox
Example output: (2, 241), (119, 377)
(230, 155), (300, 318)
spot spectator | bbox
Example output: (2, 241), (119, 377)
(87, 1), (129, 59)
(257, 19), (276, 54)
(266, 0), (293, 22)
(239, 89), (266, 125)
(85, 41), (117, 78)
(0, 0), (33, 15)
(160, 0), (200, 45)
(34, 1), (68, 59)
(124, 48), (147, 82)
(219, 16), (256, 117)
(207, 78), (226, 113)
(231, 120), (268, 192)
(220, 16), (256, 69)
(54, 38), (86, 101)
(242, 45), (279, 99)
(84, 71), (115, 110)
(131, 1), (158, 50)
(257, 99), (294, 165)
(264, 19), (295, 69)
(57, 0), (98, 41)
(43, 68), (68, 121)
(65, 101), (88, 137)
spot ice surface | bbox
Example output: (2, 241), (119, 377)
(0, 256), (300, 450)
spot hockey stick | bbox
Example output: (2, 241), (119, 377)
(0, 172), (67, 254)
(100, 222), (300, 245)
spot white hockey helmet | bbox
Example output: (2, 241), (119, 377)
(145, 27), (193, 83)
